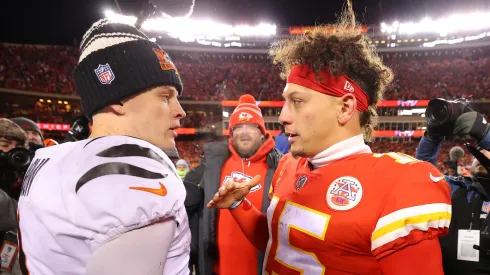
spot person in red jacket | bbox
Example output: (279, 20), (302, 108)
(207, 1), (451, 274)
(184, 94), (283, 275)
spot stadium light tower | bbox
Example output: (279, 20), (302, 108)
(135, 1), (157, 30)
(133, 0), (196, 30)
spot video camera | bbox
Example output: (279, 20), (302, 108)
(426, 97), (490, 180)
(428, 98), (490, 254)
(426, 98), (473, 136)
(0, 148), (33, 194)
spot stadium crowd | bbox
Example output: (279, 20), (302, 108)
(2, 43), (490, 101)
(0, 44), (78, 95)
(1, 43), (489, 174)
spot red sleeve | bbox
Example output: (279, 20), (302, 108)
(229, 199), (269, 252)
(371, 159), (451, 259)
(379, 238), (444, 275)
(230, 155), (290, 252)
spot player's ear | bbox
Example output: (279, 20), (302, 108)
(107, 101), (126, 116)
(337, 93), (356, 125)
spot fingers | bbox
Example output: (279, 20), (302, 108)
(206, 175), (262, 209)
(246, 175), (262, 189)
(206, 182), (234, 208)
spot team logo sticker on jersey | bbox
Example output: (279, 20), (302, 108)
(222, 172), (261, 192)
(482, 201), (490, 214)
(326, 176), (363, 211)
(94, 63), (115, 84)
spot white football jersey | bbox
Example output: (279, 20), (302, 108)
(17, 136), (190, 275)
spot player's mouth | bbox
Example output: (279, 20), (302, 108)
(286, 132), (298, 143)
(169, 125), (180, 138)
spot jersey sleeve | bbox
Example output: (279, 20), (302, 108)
(371, 160), (451, 259)
(70, 137), (186, 251)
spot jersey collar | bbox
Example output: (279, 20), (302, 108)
(307, 134), (372, 169)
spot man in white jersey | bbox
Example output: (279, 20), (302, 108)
(17, 19), (190, 275)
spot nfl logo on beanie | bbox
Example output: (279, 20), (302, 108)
(94, 64), (115, 84)
(74, 19), (183, 119)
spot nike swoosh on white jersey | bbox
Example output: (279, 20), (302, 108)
(430, 173), (445, 182)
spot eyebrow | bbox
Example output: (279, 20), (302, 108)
(283, 91), (301, 99)
(160, 87), (177, 96)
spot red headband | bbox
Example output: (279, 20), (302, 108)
(286, 64), (369, 112)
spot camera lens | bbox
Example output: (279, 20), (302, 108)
(431, 105), (448, 122)
(9, 149), (32, 170)
(427, 99), (451, 126)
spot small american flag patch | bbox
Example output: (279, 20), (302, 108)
(482, 201), (490, 214)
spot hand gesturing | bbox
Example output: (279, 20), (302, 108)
(207, 175), (262, 209)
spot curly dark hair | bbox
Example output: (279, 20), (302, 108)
(269, 0), (394, 140)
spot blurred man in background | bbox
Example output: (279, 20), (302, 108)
(184, 94), (282, 275)
(416, 110), (490, 275)
(274, 124), (289, 154)
(0, 119), (27, 154)
(0, 118), (27, 275)
(176, 159), (189, 179)
(0, 118), (25, 231)
(10, 117), (44, 152)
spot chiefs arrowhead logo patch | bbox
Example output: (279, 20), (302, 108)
(222, 172), (261, 192)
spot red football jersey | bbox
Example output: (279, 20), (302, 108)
(263, 152), (451, 275)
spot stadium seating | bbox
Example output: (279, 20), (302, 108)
(2, 44), (490, 101)
(1, 43), (489, 174)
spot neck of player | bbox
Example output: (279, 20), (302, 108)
(308, 134), (372, 169)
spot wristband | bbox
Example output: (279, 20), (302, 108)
(240, 198), (252, 211)
(228, 199), (243, 210)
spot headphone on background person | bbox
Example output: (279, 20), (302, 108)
(64, 116), (91, 142)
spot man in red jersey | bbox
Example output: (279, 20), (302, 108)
(207, 1), (452, 274)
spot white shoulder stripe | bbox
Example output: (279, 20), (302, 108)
(374, 203), (451, 231)
(371, 203), (451, 251)
(371, 219), (450, 250)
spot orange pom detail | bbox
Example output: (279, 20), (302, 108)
(238, 94), (256, 105)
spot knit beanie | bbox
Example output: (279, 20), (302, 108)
(229, 94), (266, 135)
(74, 19), (183, 119)
(176, 159), (189, 169)
(10, 117), (43, 142)
(0, 118), (28, 148)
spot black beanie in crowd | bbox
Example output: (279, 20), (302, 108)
(74, 19), (183, 119)
(10, 117), (43, 141)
